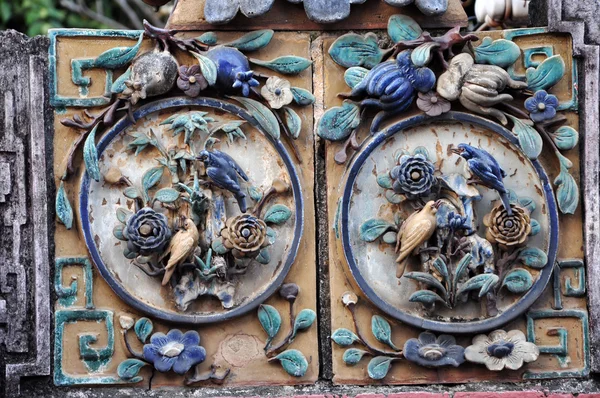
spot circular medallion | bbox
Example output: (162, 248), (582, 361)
(80, 97), (303, 324)
(341, 112), (558, 334)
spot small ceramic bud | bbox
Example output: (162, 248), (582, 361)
(342, 291), (358, 307)
(279, 283), (299, 302)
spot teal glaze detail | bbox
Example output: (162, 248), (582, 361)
(553, 259), (586, 310)
(328, 32), (384, 69)
(524, 309), (590, 379)
(54, 309), (127, 385)
(48, 29), (143, 108)
(334, 198), (342, 239)
(55, 257), (94, 309)
(473, 37), (521, 68)
(249, 56), (312, 75)
(523, 47), (554, 68)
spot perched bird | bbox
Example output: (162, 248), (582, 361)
(198, 149), (249, 213)
(160, 218), (200, 286)
(451, 143), (513, 216)
(396, 200), (441, 278)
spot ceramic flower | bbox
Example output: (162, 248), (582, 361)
(417, 91), (451, 116)
(261, 76), (294, 109)
(389, 154), (436, 200)
(465, 329), (539, 371)
(233, 70), (260, 97)
(124, 207), (172, 256)
(206, 46), (259, 96)
(525, 90), (559, 123)
(177, 65), (208, 97)
(447, 211), (468, 231)
(483, 204), (531, 250)
(279, 283), (299, 301)
(143, 329), (206, 374)
(403, 332), (465, 367)
(221, 214), (269, 259)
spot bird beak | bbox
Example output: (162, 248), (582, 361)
(433, 200), (442, 209)
(449, 147), (462, 156)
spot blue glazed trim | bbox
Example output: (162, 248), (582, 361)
(79, 97), (304, 325)
(55, 257), (94, 309)
(48, 29), (143, 108)
(524, 309), (590, 378)
(340, 111), (560, 334)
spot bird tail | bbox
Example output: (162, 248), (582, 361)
(235, 192), (248, 213)
(396, 255), (409, 278)
(499, 191), (513, 216)
(162, 265), (176, 286)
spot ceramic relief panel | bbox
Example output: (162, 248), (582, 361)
(318, 19), (588, 384)
(50, 27), (318, 388)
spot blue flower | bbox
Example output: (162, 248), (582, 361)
(389, 154), (436, 200)
(447, 211), (468, 231)
(403, 331), (465, 367)
(143, 329), (206, 374)
(233, 70), (260, 97)
(525, 90), (559, 123)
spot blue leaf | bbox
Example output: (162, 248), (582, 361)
(153, 188), (179, 203)
(551, 126), (579, 151)
(231, 96), (280, 140)
(367, 356), (394, 380)
(264, 204), (292, 224)
(530, 219), (540, 236)
(196, 32), (217, 45)
(329, 32), (384, 69)
(56, 181), (73, 229)
(404, 272), (447, 297)
(518, 247), (548, 269)
(190, 51), (218, 86)
(134, 317), (153, 343)
(409, 290), (446, 305)
(411, 42), (440, 67)
(256, 248), (271, 264)
(248, 186), (263, 202)
(554, 154), (579, 214)
(331, 328), (359, 346)
(359, 219), (395, 242)
(473, 37), (521, 68)
(526, 55), (566, 91)
(376, 173), (393, 189)
(117, 358), (147, 381)
(258, 304), (281, 347)
(283, 107), (302, 139)
(387, 14), (422, 43)
(83, 125), (101, 182)
(116, 207), (132, 224)
(94, 32), (143, 69)
(290, 87), (315, 106)
(316, 100), (361, 141)
(250, 56), (312, 75)
(508, 116), (543, 160)
(291, 309), (316, 339)
(111, 67), (132, 94)
(211, 237), (229, 255)
(371, 315), (400, 351)
(431, 257), (449, 281)
(502, 268), (533, 293)
(273, 349), (308, 377)
(518, 196), (536, 214)
(141, 167), (164, 202)
(224, 30), (274, 51)
(453, 253), (473, 292)
(344, 67), (369, 89)
(457, 273), (499, 298)
(343, 348), (369, 365)
(385, 189), (404, 204)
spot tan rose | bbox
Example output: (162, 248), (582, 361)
(221, 214), (269, 258)
(483, 204), (531, 250)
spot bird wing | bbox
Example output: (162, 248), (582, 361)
(468, 159), (506, 193)
(215, 150), (249, 181)
(207, 166), (241, 193)
(397, 219), (435, 260)
(166, 233), (197, 269)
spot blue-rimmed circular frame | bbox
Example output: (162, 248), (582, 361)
(80, 97), (304, 325)
(341, 112), (559, 334)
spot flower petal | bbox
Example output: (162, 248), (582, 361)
(418, 332), (437, 345)
(150, 332), (169, 348)
(485, 356), (506, 371)
(504, 353), (524, 370)
(437, 334), (457, 347)
(154, 355), (177, 373)
(167, 329), (184, 342)
(180, 330), (200, 347)
(173, 346), (207, 374)
(143, 344), (161, 363)
(464, 344), (488, 364)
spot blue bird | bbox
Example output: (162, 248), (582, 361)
(198, 149), (249, 213)
(451, 143), (513, 216)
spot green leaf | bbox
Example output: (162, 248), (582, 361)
(530, 219), (540, 236)
(190, 51), (218, 86)
(83, 125), (101, 182)
(258, 304), (281, 346)
(431, 257), (449, 281)
(231, 96), (280, 140)
(266, 227), (277, 245)
(413, 146), (431, 160)
(134, 317), (153, 343)
(290, 87), (315, 106)
(343, 348), (369, 365)
(141, 167), (164, 201)
(256, 247), (271, 264)
(502, 268), (533, 293)
(404, 272), (447, 296)
(453, 253), (473, 292)
(316, 100), (361, 141)
(196, 32), (217, 45)
(154, 188), (179, 203)
(359, 219), (394, 242)
(526, 55), (566, 91)
(248, 186), (263, 202)
(56, 181), (73, 229)
(518, 247), (548, 269)
(507, 115), (543, 160)
(551, 126), (579, 151)
(376, 173), (393, 189)
(117, 358), (147, 381)
(387, 14), (422, 43)
(409, 290), (446, 305)
(371, 315), (400, 351)
(331, 328), (359, 347)
(329, 32), (384, 69)
(344, 66), (369, 89)
(382, 231), (397, 245)
(554, 154), (579, 214)
(211, 237), (229, 255)
(291, 309), (316, 339)
(111, 67), (132, 94)
(411, 42), (440, 67)
(113, 224), (126, 241)
(457, 273), (499, 298)
(518, 196), (536, 214)
(264, 204), (292, 224)
(273, 349), (308, 377)
(473, 37), (521, 68)
(250, 56), (312, 75)
(94, 32), (143, 69)
(225, 30), (274, 51)
(385, 189), (404, 204)
(283, 107), (302, 139)
(116, 207), (133, 224)
(123, 186), (140, 200)
(367, 356), (394, 380)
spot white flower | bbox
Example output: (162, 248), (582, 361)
(465, 329), (539, 371)
(261, 76), (293, 109)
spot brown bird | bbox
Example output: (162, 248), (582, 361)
(395, 200), (440, 278)
(160, 218), (200, 286)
